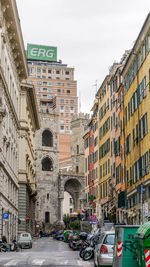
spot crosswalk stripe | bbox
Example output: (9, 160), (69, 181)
(32, 259), (45, 265)
(4, 260), (18, 266)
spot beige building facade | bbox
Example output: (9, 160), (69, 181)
(0, 0), (28, 241)
(18, 83), (40, 235)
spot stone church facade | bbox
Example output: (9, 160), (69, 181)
(35, 108), (59, 231)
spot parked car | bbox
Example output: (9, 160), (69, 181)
(18, 232), (32, 249)
(94, 230), (115, 267)
(56, 233), (64, 241)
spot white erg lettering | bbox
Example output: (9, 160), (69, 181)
(46, 50), (54, 58)
(30, 48), (38, 57)
(38, 49), (46, 57)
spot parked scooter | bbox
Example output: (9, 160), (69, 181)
(10, 240), (21, 252)
(79, 239), (91, 258)
(82, 233), (99, 261)
(70, 232), (88, 251)
(0, 239), (21, 252)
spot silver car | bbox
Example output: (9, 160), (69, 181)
(18, 232), (32, 249)
(94, 230), (115, 267)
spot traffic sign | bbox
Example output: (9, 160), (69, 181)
(90, 215), (97, 221)
(3, 213), (9, 220)
(89, 221), (98, 224)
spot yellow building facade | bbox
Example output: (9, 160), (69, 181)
(97, 75), (111, 220)
(122, 13), (150, 224)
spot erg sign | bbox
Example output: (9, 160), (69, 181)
(27, 44), (57, 62)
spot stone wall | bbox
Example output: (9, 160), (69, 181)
(35, 109), (59, 231)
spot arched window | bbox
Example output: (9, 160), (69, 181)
(42, 130), (53, 147)
(42, 157), (53, 171)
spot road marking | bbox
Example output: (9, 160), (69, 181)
(32, 259), (45, 265)
(77, 260), (83, 266)
(4, 260), (18, 266)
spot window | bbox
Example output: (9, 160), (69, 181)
(48, 89), (53, 92)
(42, 157), (53, 171)
(66, 71), (69, 75)
(77, 145), (79, 154)
(60, 126), (64, 132)
(70, 106), (74, 113)
(76, 166), (79, 173)
(57, 89), (61, 93)
(28, 68), (32, 73)
(37, 81), (42, 85)
(133, 128), (135, 148)
(48, 70), (51, 73)
(43, 69), (46, 73)
(42, 130), (53, 147)
(60, 119), (64, 123)
(37, 68), (41, 73)
(70, 100), (74, 104)
(45, 212), (49, 223)
(56, 70), (60, 74)
(47, 193), (49, 200)
(60, 106), (64, 112)
(57, 83), (61, 86)
(60, 99), (64, 104)
(48, 82), (53, 86)
(67, 90), (70, 94)
(66, 83), (70, 87)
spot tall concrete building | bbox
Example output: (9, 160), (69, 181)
(27, 44), (78, 165)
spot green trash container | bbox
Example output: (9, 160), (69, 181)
(113, 225), (140, 267)
(134, 221), (150, 267)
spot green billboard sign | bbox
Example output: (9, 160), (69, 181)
(27, 44), (57, 62)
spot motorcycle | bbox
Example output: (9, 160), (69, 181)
(0, 240), (21, 252)
(79, 239), (91, 258)
(70, 232), (88, 251)
(10, 240), (21, 252)
(0, 242), (7, 252)
(82, 234), (99, 261)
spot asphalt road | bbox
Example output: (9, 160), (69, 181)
(0, 237), (94, 267)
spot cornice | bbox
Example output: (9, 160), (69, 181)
(1, 0), (28, 80)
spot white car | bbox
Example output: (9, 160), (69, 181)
(94, 230), (115, 267)
(18, 232), (32, 249)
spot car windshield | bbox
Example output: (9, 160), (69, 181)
(103, 234), (115, 245)
(20, 233), (31, 239)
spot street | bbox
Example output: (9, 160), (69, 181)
(0, 238), (94, 267)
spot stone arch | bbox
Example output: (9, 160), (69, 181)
(64, 178), (82, 210)
(41, 157), (53, 171)
(42, 129), (53, 147)
(58, 172), (85, 222)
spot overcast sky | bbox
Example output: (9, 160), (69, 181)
(16, 0), (150, 113)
